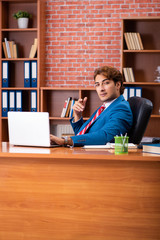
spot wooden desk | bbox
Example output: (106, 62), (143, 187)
(0, 143), (160, 240)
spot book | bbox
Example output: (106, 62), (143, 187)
(13, 44), (18, 58)
(127, 68), (132, 82)
(129, 68), (135, 82)
(123, 68), (130, 82)
(137, 33), (144, 50)
(29, 38), (38, 58)
(2, 42), (8, 58)
(128, 32), (135, 50)
(61, 100), (68, 118)
(134, 33), (141, 50)
(143, 144), (160, 155)
(132, 33), (139, 50)
(124, 33), (131, 50)
(130, 33), (136, 50)
(123, 68), (135, 82)
(9, 41), (14, 58)
(4, 38), (11, 58)
(69, 99), (75, 118)
(65, 97), (72, 117)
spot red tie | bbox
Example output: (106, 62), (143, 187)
(77, 105), (105, 135)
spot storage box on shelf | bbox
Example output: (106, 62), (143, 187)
(0, 0), (45, 142)
(121, 17), (160, 137)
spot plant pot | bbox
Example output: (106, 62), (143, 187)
(17, 18), (29, 28)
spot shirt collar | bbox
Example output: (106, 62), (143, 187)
(103, 98), (117, 109)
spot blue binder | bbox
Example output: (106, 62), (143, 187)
(16, 90), (22, 111)
(9, 90), (16, 111)
(31, 90), (37, 112)
(135, 87), (142, 97)
(24, 61), (31, 87)
(128, 87), (136, 98)
(123, 87), (129, 100)
(2, 90), (8, 117)
(2, 61), (9, 87)
(31, 60), (37, 87)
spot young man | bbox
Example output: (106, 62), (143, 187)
(50, 66), (133, 147)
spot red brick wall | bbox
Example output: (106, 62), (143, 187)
(45, 0), (160, 87)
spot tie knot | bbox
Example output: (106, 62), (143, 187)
(100, 104), (105, 112)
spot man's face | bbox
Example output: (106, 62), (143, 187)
(95, 74), (121, 103)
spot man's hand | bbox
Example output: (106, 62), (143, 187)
(50, 134), (64, 146)
(72, 97), (87, 122)
(50, 134), (73, 146)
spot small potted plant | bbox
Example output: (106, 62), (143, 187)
(13, 11), (32, 29)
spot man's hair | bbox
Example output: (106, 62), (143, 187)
(94, 66), (125, 95)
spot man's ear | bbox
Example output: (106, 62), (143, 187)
(116, 81), (121, 90)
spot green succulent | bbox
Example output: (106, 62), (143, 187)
(13, 11), (32, 19)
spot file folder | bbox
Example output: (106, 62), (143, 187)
(2, 90), (8, 117)
(135, 87), (142, 97)
(24, 61), (31, 87)
(2, 61), (9, 87)
(128, 87), (135, 98)
(123, 87), (129, 101)
(31, 90), (37, 112)
(31, 60), (37, 87)
(16, 90), (22, 111)
(9, 90), (16, 111)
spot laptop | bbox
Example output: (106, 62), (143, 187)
(8, 111), (60, 147)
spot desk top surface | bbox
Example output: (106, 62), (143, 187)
(0, 142), (160, 162)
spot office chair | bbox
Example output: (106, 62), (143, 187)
(127, 96), (153, 144)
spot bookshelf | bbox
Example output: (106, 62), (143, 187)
(121, 17), (160, 137)
(40, 87), (102, 135)
(0, 0), (45, 142)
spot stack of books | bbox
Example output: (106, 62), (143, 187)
(143, 143), (160, 155)
(61, 97), (75, 118)
(2, 38), (18, 58)
(123, 67), (135, 82)
(124, 32), (144, 50)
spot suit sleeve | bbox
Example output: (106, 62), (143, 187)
(70, 102), (133, 146)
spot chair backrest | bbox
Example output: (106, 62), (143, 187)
(127, 96), (153, 144)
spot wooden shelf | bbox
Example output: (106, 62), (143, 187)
(40, 88), (101, 129)
(124, 82), (160, 85)
(151, 115), (160, 118)
(2, 28), (37, 32)
(0, 0), (45, 142)
(123, 50), (160, 53)
(2, 87), (38, 90)
(121, 17), (160, 137)
(1, 58), (38, 61)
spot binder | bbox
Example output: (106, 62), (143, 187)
(31, 90), (37, 112)
(31, 60), (37, 87)
(16, 90), (22, 111)
(128, 87), (135, 98)
(9, 90), (16, 111)
(135, 87), (142, 97)
(123, 87), (129, 101)
(2, 61), (9, 87)
(24, 61), (31, 87)
(2, 90), (8, 117)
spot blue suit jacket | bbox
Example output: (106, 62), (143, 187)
(70, 95), (133, 146)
